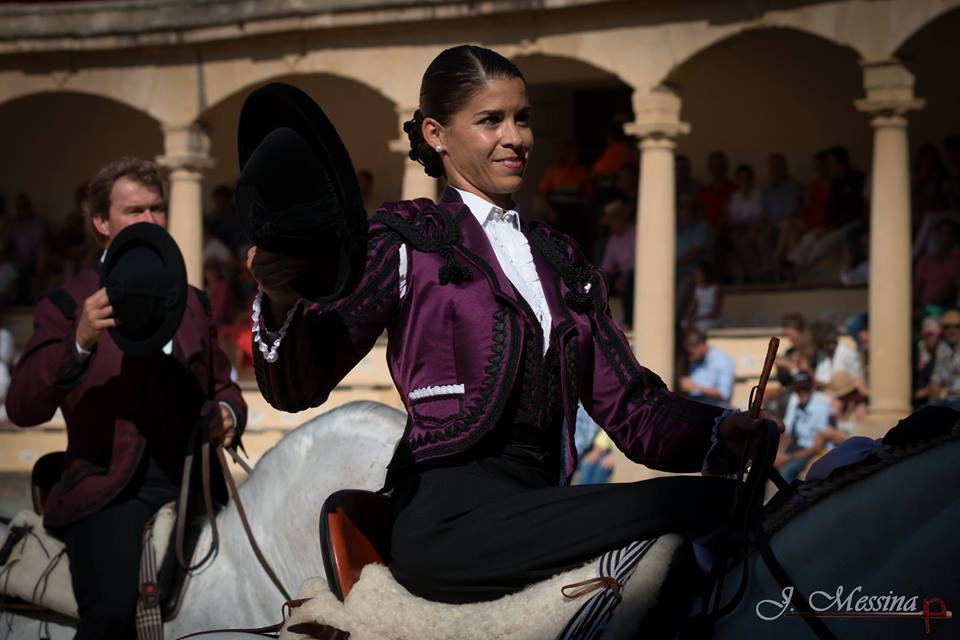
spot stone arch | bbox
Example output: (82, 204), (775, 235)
(895, 7), (960, 157)
(887, 0), (960, 58)
(662, 27), (870, 188)
(0, 91), (163, 229)
(198, 72), (401, 209)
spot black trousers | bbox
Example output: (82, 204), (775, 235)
(389, 426), (736, 604)
(60, 462), (178, 640)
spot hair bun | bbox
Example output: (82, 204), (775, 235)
(403, 108), (444, 179)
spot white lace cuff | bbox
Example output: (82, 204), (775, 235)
(701, 408), (743, 477)
(251, 288), (302, 364)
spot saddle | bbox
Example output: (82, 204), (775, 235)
(0, 452), (206, 622)
(308, 489), (698, 639)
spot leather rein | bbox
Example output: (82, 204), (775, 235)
(174, 431), (292, 602)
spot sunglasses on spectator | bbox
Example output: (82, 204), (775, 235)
(943, 323), (960, 329)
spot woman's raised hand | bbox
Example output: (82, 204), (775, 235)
(246, 246), (310, 324)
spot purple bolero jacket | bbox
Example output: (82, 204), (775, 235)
(253, 188), (724, 483)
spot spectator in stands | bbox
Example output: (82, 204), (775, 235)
(206, 184), (246, 258)
(683, 262), (721, 332)
(940, 136), (960, 211)
(914, 316), (942, 409)
(725, 163), (767, 283)
(599, 200), (636, 330)
(811, 321), (862, 389)
(765, 153), (802, 278)
(0, 240), (18, 306)
(930, 308), (960, 404)
(776, 312), (815, 388)
(0, 327), (13, 426)
(11, 193), (48, 304)
(357, 169), (376, 214)
(826, 145), (867, 229)
(911, 143), (946, 220)
(540, 142), (593, 252)
(781, 151), (831, 274)
(763, 153), (802, 229)
(675, 154), (702, 210)
(680, 329), (735, 408)
(577, 429), (616, 485)
(592, 122), (636, 200)
(914, 220), (960, 310)
(615, 163), (639, 206)
(53, 184), (95, 280)
(203, 257), (238, 328)
(839, 223), (870, 286)
(824, 370), (863, 440)
(676, 196), (712, 317)
(776, 371), (834, 483)
(697, 151), (736, 227)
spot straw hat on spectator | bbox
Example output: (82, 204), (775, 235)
(827, 371), (859, 398)
(940, 309), (960, 326)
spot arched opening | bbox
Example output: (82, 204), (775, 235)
(666, 28), (869, 197)
(0, 91), (162, 230)
(199, 73), (399, 214)
(0, 92), (162, 304)
(896, 7), (960, 216)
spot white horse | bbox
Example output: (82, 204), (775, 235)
(2, 401), (406, 640)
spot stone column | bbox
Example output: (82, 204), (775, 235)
(855, 60), (924, 436)
(389, 105), (438, 201)
(157, 123), (214, 287)
(625, 86), (690, 387)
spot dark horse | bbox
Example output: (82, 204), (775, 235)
(652, 405), (960, 640)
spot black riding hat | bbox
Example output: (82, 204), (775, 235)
(101, 222), (187, 357)
(236, 82), (368, 303)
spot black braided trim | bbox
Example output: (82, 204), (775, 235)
(526, 223), (597, 314)
(371, 205), (472, 285)
(333, 231), (404, 329)
(409, 305), (522, 458)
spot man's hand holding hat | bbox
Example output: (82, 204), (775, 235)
(76, 288), (117, 352)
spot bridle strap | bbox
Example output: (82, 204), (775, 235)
(214, 444), (292, 601)
(176, 434), (219, 572)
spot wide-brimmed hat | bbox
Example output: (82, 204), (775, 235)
(827, 371), (859, 398)
(236, 82), (368, 303)
(940, 309), (960, 327)
(101, 222), (187, 356)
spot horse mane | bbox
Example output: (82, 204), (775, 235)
(762, 431), (956, 536)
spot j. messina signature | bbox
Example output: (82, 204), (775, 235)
(756, 586), (952, 635)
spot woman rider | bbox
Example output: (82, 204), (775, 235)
(247, 44), (780, 604)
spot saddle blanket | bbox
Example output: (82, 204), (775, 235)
(281, 534), (684, 640)
(0, 503), (177, 617)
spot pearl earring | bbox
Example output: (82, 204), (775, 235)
(435, 145), (442, 153)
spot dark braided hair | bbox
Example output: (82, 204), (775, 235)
(404, 45), (525, 179)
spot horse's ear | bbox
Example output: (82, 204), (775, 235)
(882, 405), (960, 446)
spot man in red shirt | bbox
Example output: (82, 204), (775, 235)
(697, 151), (737, 226)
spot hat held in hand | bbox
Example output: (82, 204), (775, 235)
(100, 222), (187, 356)
(236, 82), (368, 303)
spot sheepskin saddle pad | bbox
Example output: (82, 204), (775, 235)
(0, 503), (177, 618)
(281, 534), (685, 640)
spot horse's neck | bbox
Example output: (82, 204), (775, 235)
(165, 401), (406, 637)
